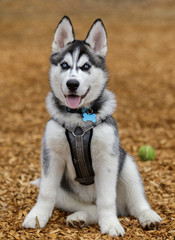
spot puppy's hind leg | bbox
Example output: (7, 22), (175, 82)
(56, 187), (98, 228)
(118, 154), (162, 229)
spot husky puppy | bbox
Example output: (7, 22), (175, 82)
(22, 16), (162, 236)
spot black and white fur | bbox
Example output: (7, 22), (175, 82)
(22, 16), (161, 236)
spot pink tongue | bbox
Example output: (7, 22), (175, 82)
(66, 95), (81, 109)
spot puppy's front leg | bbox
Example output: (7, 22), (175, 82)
(23, 144), (65, 228)
(92, 126), (125, 237)
(94, 154), (125, 236)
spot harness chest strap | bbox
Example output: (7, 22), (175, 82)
(66, 127), (94, 185)
(53, 117), (105, 185)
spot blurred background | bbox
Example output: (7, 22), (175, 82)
(0, 0), (175, 239)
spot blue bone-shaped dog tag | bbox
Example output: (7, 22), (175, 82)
(83, 113), (96, 123)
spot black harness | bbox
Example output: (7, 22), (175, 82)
(53, 116), (105, 185)
(66, 125), (94, 185)
(64, 119), (104, 185)
(53, 114), (126, 186)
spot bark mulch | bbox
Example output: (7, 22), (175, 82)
(0, 0), (174, 239)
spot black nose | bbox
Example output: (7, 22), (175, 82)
(66, 79), (80, 91)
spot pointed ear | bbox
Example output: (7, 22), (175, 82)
(85, 19), (107, 57)
(52, 16), (74, 53)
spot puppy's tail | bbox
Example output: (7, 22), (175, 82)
(30, 178), (40, 187)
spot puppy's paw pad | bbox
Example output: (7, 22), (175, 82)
(139, 209), (162, 229)
(66, 211), (87, 228)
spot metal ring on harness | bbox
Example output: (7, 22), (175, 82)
(72, 126), (85, 137)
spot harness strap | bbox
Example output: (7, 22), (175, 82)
(66, 128), (94, 185)
(63, 119), (103, 135)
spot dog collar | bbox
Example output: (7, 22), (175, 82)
(66, 107), (89, 114)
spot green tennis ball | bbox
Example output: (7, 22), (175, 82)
(138, 145), (155, 161)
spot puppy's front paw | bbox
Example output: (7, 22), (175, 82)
(100, 216), (125, 237)
(22, 205), (51, 229)
(139, 209), (162, 229)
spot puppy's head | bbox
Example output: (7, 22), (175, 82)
(50, 16), (108, 109)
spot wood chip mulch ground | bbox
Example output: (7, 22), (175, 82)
(0, 0), (175, 239)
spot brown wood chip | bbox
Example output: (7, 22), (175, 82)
(36, 216), (40, 229)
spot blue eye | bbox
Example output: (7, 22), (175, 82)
(60, 62), (70, 70)
(81, 63), (91, 71)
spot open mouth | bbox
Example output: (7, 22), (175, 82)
(66, 87), (90, 109)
